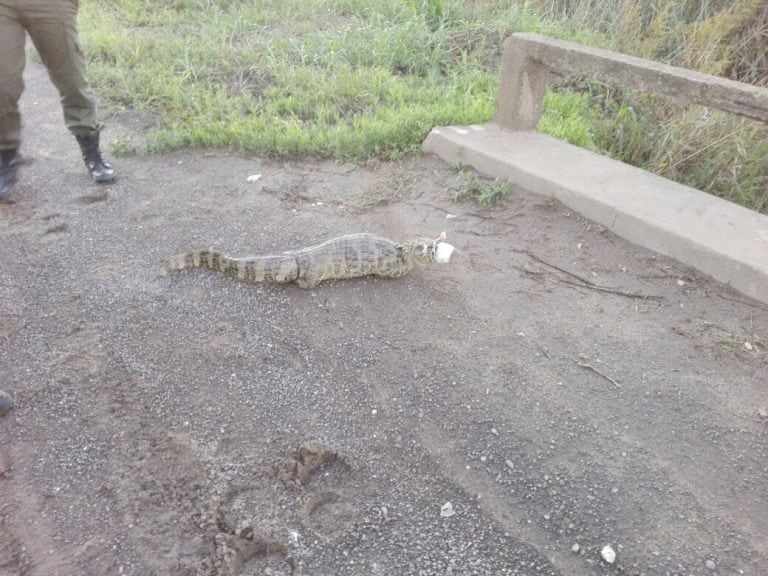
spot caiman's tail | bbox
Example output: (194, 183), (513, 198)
(167, 249), (226, 273)
(166, 249), (300, 284)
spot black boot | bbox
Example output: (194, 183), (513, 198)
(76, 132), (115, 183)
(0, 149), (20, 200)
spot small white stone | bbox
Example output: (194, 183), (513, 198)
(505, 459), (514, 470)
(706, 559), (716, 570)
(246, 174), (261, 183)
(601, 545), (616, 564)
(440, 502), (455, 518)
(571, 543), (580, 553)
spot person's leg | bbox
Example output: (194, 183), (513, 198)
(25, 0), (114, 182)
(25, 0), (99, 136)
(0, 1), (26, 197)
(0, 1), (26, 152)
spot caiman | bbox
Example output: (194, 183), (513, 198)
(167, 232), (454, 289)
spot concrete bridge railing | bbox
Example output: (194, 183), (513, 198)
(423, 33), (768, 305)
(495, 32), (768, 131)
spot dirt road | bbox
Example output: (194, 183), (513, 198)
(1, 63), (767, 576)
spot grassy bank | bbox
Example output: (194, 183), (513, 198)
(79, 0), (767, 212)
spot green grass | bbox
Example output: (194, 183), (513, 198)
(80, 0), (531, 159)
(538, 90), (596, 149)
(78, 0), (768, 212)
(451, 170), (515, 207)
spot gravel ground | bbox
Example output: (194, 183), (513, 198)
(1, 63), (767, 576)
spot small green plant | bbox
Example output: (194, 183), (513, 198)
(110, 135), (139, 157)
(452, 172), (514, 207)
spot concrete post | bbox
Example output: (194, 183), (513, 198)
(493, 37), (549, 131)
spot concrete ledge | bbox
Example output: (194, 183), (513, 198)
(423, 124), (768, 305)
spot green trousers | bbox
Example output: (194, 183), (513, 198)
(0, 0), (100, 152)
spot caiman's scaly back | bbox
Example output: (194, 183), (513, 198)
(167, 232), (454, 289)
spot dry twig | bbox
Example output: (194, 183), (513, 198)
(514, 249), (664, 301)
(577, 361), (621, 388)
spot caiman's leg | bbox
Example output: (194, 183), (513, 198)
(294, 275), (321, 289)
(375, 270), (407, 279)
(374, 260), (408, 279)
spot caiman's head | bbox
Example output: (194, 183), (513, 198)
(397, 232), (454, 265)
